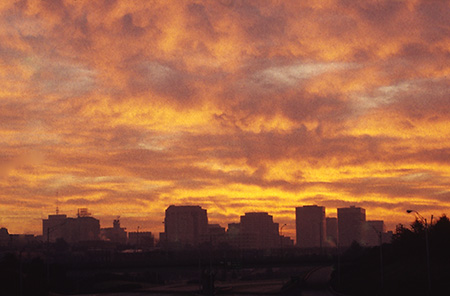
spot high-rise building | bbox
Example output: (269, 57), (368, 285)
(326, 217), (338, 246)
(238, 212), (280, 249)
(338, 206), (366, 248)
(296, 205), (326, 249)
(163, 205), (208, 247)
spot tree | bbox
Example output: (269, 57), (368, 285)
(333, 214), (450, 295)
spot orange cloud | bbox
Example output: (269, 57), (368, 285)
(0, 0), (449, 239)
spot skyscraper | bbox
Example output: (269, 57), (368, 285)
(338, 206), (366, 248)
(163, 205), (208, 247)
(239, 212), (280, 249)
(296, 205), (326, 249)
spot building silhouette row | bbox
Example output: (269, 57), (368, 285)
(159, 205), (392, 250)
(1, 205), (392, 250)
(159, 206), (293, 249)
(296, 205), (393, 249)
(41, 208), (154, 248)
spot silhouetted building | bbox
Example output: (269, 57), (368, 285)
(226, 222), (241, 248)
(128, 231), (154, 248)
(338, 206), (366, 248)
(0, 227), (9, 246)
(42, 214), (68, 243)
(162, 205), (208, 247)
(202, 224), (227, 246)
(42, 209), (100, 244)
(9, 234), (37, 248)
(296, 205), (326, 249)
(234, 212), (280, 249)
(101, 219), (127, 244)
(158, 232), (166, 247)
(67, 214), (100, 243)
(280, 235), (295, 248)
(326, 217), (338, 246)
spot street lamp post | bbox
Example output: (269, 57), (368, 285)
(407, 210), (431, 295)
(280, 223), (287, 236)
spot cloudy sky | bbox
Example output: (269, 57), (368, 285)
(1, 0), (449, 239)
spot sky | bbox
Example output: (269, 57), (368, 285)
(0, 0), (449, 240)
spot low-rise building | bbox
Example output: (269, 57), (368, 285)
(42, 208), (100, 244)
(101, 219), (127, 244)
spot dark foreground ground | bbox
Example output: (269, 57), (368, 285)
(1, 247), (335, 296)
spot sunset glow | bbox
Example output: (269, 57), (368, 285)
(1, 0), (449, 240)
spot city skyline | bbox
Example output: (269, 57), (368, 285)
(37, 204), (392, 248)
(1, 1), (449, 237)
(7, 204), (394, 246)
(25, 205), (393, 250)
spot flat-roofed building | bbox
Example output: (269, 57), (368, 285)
(296, 205), (326, 249)
(338, 206), (366, 248)
(42, 209), (100, 244)
(43, 214), (68, 243)
(101, 219), (127, 244)
(128, 231), (154, 248)
(163, 205), (208, 247)
(239, 212), (280, 249)
(202, 224), (227, 246)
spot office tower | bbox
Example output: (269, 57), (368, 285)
(239, 212), (280, 249)
(163, 205), (208, 247)
(296, 205), (326, 248)
(67, 212), (100, 243)
(338, 206), (366, 248)
(326, 217), (338, 246)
